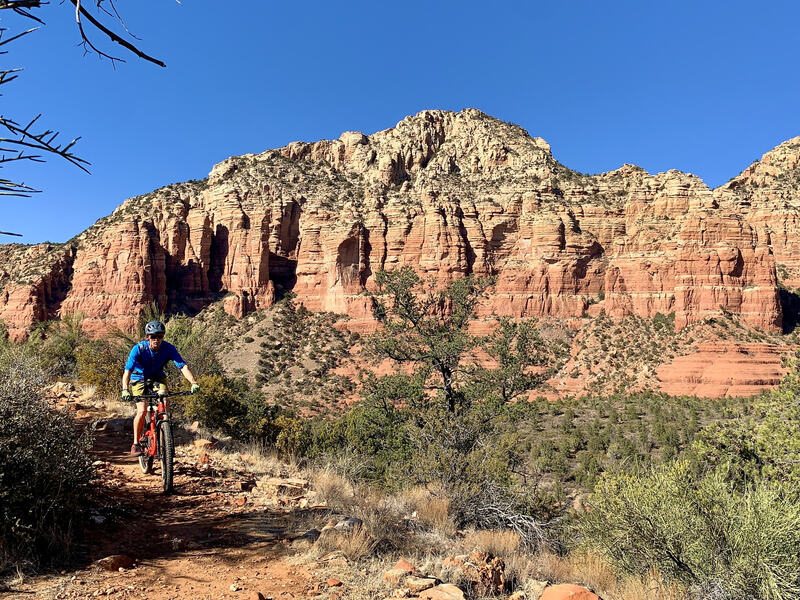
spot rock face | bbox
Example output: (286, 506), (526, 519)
(0, 109), (792, 340)
(656, 342), (792, 398)
(715, 137), (800, 289)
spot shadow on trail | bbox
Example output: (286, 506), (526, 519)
(73, 412), (325, 571)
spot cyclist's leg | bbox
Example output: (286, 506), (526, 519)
(154, 376), (169, 411)
(131, 380), (147, 448)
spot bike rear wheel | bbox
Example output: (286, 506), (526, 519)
(159, 420), (174, 494)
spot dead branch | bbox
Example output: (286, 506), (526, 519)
(69, 0), (165, 67)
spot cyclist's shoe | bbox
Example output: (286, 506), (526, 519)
(130, 443), (143, 456)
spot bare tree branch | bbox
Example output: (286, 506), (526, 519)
(69, 0), (166, 67)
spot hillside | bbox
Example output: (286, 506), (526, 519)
(1, 110), (799, 397)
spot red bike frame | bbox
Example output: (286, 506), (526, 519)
(140, 397), (168, 460)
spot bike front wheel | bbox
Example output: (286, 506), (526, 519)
(159, 420), (174, 494)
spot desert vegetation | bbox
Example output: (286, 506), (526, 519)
(2, 275), (800, 600)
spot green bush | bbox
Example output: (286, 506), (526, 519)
(580, 461), (800, 600)
(25, 313), (88, 377)
(177, 373), (247, 432)
(76, 338), (127, 398)
(0, 349), (94, 570)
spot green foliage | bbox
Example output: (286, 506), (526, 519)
(75, 338), (127, 398)
(688, 352), (800, 490)
(0, 349), (94, 570)
(652, 311), (676, 332)
(580, 461), (800, 600)
(371, 267), (493, 412)
(178, 374), (246, 432)
(163, 315), (223, 388)
(347, 269), (558, 526)
(24, 312), (89, 377)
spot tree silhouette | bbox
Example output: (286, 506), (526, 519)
(0, 0), (172, 217)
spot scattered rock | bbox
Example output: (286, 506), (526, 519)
(327, 579), (343, 587)
(193, 438), (215, 450)
(171, 538), (187, 551)
(333, 516), (363, 531)
(235, 496), (248, 507)
(263, 477), (309, 497)
(230, 583), (241, 591)
(383, 558), (415, 585)
(508, 591), (526, 600)
(49, 381), (75, 396)
(248, 593), (265, 600)
(540, 584), (600, 600)
(406, 575), (437, 593)
(187, 421), (201, 433)
(198, 452), (211, 465)
(296, 529), (321, 542)
(461, 551), (508, 595)
(442, 555), (467, 569)
(99, 418), (133, 434)
(418, 584), (466, 600)
(239, 479), (257, 492)
(394, 558), (416, 573)
(96, 555), (134, 571)
(525, 581), (549, 599)
(90, 514), (106, 525)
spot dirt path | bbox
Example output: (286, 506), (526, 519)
(4, 405), (325, 600)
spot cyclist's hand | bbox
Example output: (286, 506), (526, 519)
(121, 389), (131, 400)
(191, 383), (200, 394)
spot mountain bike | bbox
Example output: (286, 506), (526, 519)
(136, 382), (191, 494)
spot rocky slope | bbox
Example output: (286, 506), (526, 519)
(0, 109), (791, 342)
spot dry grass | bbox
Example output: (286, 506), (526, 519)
(566, 551), (618, 594)
(462, 529), (522, 558)
(314, 525), (378, 562)
(608, 569), (688, 600)
(527, 550), (689, 600)
(399, 485), (455, 535)
(310, 466), (355, 510)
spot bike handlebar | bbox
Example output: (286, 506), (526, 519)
(133, 390), (193, 399)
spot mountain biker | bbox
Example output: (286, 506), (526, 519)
(122, 320), (200, 456)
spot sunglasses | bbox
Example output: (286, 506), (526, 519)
(148, 334), (164, 340)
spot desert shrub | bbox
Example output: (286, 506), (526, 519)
(274, 414), (312, 457)
(25, 313), (88, 377)
(177, 373), (247, 432)
(164, 315), (223, 386)
(580, 461), (800, 600)
(687, 356), (800, 491)
(76, 338), (128, 399)
(0, 349), (94, 570)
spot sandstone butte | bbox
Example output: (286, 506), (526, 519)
(0, 110), (798, 394)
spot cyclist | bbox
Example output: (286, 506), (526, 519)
(122, 320), (200, 456)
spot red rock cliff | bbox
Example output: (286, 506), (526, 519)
(0, 109), (789, 338)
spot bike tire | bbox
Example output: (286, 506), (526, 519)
(138, 453), (154, 474)
(159, 420), (174, 494)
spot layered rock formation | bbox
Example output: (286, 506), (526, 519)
(715, 137), (800, 288)
(0, 109), (792, 341)
(656, 342), (791, 398)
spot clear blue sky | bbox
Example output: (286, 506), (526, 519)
(3, 0), (799, 243)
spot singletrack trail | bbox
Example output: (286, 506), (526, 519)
(5, 401), (324, 600)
